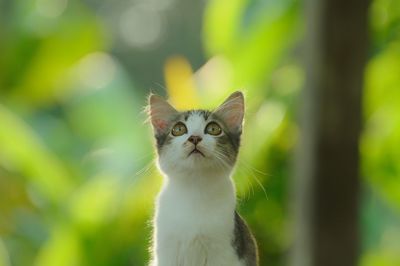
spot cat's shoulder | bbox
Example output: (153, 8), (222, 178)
(233, 211), (259, 266)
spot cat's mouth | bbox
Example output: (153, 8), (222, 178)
(188, 148), (205, 157)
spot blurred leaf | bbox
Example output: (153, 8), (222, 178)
(204, 0), (300, 88)
(68, 175), (119, 231)
(9, 7), (104, 107)
(362, 41), (400, 211)
(164, 56), (199, 110)
(203, 0), (247, 54)
(34, 226), (81, 266)
(0, 238), (11, 266)
(0, 104), (73, 204)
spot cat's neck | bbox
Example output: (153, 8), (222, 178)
(164, 168), (233, 191)
(159, 169), (236, 208)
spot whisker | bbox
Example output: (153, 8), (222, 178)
(125, 158), (158, 189)
(135, 159), (156, 177)
(238, 159), (269, 200)
(201, 145), (232, 172)
(233, 161), (255, 203)
(205, 145), (258, 203)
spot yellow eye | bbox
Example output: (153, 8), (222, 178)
(171, 122), (187, 136)
(205, 122), (222, 136)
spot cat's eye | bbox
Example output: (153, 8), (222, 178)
(205, 122), (222, 136)
(171, 122), (187, 136)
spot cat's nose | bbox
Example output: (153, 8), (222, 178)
(188, 135), (202, 145)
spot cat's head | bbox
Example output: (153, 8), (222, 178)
(148, 91), (244, 176)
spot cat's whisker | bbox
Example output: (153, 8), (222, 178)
(213, 150), (253, 201)
(125, 159), (157, 189)
(237, 159), (269, 200)
(213, 144), (268, 201)
(135, 159), (156, 177)
(210, 147), (234, 171)
(212, 152), (231, 172)
(240, 160), (270, 177)
(232, 162), (253, 203)
(201, 146), (231, 172)
(136, 160), (157, 179)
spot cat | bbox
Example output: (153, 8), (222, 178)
(148, 91), (258, 266)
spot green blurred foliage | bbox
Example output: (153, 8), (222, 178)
(0, 0), (399, 265)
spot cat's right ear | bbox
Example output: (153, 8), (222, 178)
(213, 91), (244, 132)
(148, 94), (178, 134)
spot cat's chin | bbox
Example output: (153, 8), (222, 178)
(159, 156), (232, 177)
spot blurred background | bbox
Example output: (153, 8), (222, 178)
(0, 0), (399, 265)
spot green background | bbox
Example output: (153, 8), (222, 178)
(0, 0), (399, 265)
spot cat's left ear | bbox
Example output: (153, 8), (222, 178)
(148, 94), (178, 134)
(214, 91), (244, 132)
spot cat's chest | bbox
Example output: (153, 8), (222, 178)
(155, 220), (241, 266)
(156, 194), (234, 237)
(155, 183), (236, 234)
(155, 203), (240, 266)
(155, 235), (242, 266)
(153, 180), (241, 266)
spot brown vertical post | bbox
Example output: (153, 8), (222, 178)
(291, 0), (370, 265)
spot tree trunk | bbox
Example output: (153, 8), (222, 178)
(291, 0), (370, 265)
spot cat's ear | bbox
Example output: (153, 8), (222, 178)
(214, 91), (244, 131)
(148, 94), (178, 134)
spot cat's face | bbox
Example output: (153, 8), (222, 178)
(149, 92), (244, 176)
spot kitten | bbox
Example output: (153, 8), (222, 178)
(148, 91), (258, 266)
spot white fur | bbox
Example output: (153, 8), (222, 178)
(151, 114), (244, 266)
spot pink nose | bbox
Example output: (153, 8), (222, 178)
(188, 135), (202, 145)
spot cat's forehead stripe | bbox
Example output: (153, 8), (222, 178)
(183, 110), (211, 121)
